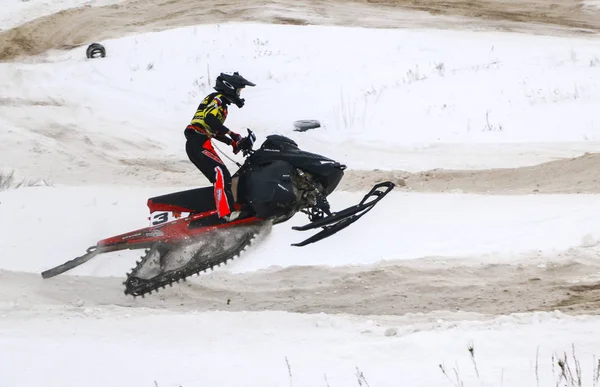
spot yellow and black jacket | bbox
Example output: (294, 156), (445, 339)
(185, 92), (233, 145)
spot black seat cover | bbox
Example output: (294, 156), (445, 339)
(148, 187), (216, 213)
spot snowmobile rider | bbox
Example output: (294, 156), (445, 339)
(184, 71), (256, 221)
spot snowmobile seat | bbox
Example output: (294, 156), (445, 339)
(147, 186), (217, 214)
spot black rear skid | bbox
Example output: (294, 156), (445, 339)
(291, 181), (395, 247)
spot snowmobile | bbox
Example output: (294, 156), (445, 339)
(41, 130), (395, 297)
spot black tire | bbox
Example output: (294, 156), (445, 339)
(86, 43), (106, 59)
(293, 119), (321, 132)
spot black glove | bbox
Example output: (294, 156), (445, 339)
(238, 131), (256, 153)
(232, 141), (241, 155)
(229, 131), (242, 143)
(230, 131), (243, 154)
(231, 129), (256, 155)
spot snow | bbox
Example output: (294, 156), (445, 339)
(2, 23), (600, 181)
(0, 0), (124, 31)
(2, 308), (600, 387)
(583, 0), (600, 10)
(2, 186), (600, 275)
(2, 3), (600, 387)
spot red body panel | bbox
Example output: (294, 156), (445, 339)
(97, 211), (261, 249)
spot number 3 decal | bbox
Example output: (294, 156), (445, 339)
(152, 212), (169, 225)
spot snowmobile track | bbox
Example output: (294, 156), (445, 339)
(123, 222), (271, 297)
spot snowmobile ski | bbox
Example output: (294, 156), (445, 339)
(291, 181), (395, 246)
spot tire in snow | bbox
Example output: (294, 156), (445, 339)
(86, 43), (106, 59)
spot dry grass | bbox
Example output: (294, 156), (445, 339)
(439, 343), (600, 387)
(0, 169), (50, 191)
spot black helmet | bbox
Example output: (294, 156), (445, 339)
(214, 72), (256, 108)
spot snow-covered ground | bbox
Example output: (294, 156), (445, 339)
(2, 2), (600, 387)
(3, 307), (600, 387)
(2, 186), (600, 275)
(584, 0), (600, 10)
(0, 0), (125, 31)
(2, 22), (600, 184)
(36, 23), (599, 149)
